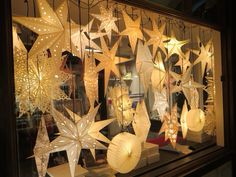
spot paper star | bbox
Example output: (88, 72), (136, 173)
(136, 40), (153, 94)
(152, 88), (169, 121)
(180, 100), (188, 138)
(164, 32), (189, 59)
(144, 22), (167, 56)
(170, 65), (204, 104)
(13, 0), (80, 59)
(159, 104), (179, 148)
(84, 54), (98, 108)
(120, 11), (145, 53)
(91, 6), (119, 42)
(132, 100), (151, 143)
(94, 37), (130, 95)
(193, 39), (214, 77)
(50, 105), (114, 177)
(175, 50), (191, 73)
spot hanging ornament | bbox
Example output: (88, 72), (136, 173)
(189, 88), (199, 109)
(152, 88), (169, 121)
(186, 109), (205, 132)
(159, 104), (179, 148)
(120, 10), (145, 53)
(50, 105), (115, 177)
(13, 0), (80, 59)
(136, 40), (153, 94)
(144, 21), (167, 56)
(94, 37), (130, 95)
(174, 50), (191, 73)
(107, 132), (141, 173)
(132, 100), (151, 143)
(91, 6), (119, 42)
(180, 100), (188, 138)
(205, 76), (214, 104)
(170, 65), (204, 104)
(84, 54), (98, 108)
(203, 107), (216, 136)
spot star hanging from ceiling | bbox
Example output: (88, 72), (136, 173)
(170, 65), (204, 104)
(175, 50), (191, 73)
(13, 0), (80, 59)
(50, 105), (115, 177)
(94, 37), (130, 95)
(120, 10), (145, 53)
(144, 21), (167, 56)
(91, 6), (119, 42)
(180, 100), (188, 138)
(164, 32), (189, 59)
(159, 104), (179, 148)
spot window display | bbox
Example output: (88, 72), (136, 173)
(12, 0), (223, 176)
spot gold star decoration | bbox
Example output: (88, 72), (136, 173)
(174, 50), (191, 73)
(13, 0), (80, 59)
(50, 105), (115, 177)
(120, 10), (145, 53)
(164, 32), (189, 59)
(170, 65), (204, 104)
(94, 37), (130, 95)
(91, 6), (119, 42)
(159, 104), (179, 148)
(144, 21), (167, 56)
(180, 100), (188, 138)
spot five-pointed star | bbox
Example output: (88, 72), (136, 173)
(33, 116), (51, 177)
(164, 32), (189, 59)
(13, 0), (80, 59)
(144, 21), (167, 56)
(193, 39), (214, 77)
(91, 6), (119, 42)
(175, 50), (191, 73)
(94, 37), (130, 95)
(180, 100), (188, 138)
(50, 105), (115, 177)
(120, 10), (145, 53)
(170, 65), (204, 104)
(159, 104), (179, 148)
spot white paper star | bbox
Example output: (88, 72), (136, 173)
(120, 11), (145, 53)
(175, 50), (191, 73)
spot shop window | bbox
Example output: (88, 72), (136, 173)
(12, 0), (223, 176)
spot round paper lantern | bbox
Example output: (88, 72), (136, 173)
(186, 109), (205, 132)
(107, 132), (141, 173)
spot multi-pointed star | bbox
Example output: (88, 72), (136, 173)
(13, 0), (80, 59)
(50, 105), (115, 177)
(180, 100), (188, 138)
(175, 50), (191, 73)
(91, 6), (119, 42)
(170, 65), (204, 104)
(120, 10), (145, 53)
(94, 37), (130, 95)
(159, 104), (179, 148)
(164, 32), (189, 59)
(144, 21), (167, 56)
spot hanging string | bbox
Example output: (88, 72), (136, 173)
(140, 9), (144, 103)
(78, 0), (83, 60)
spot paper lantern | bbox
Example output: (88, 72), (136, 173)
(186, 109), (205, 132)
(107, 132), (141, 173)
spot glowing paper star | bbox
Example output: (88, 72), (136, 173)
(132, 100), (151, 143)
(175, 50), (191, 73)
(164, 32), (189, 59)
(170, 65), (204, 104)
(144, 22), (167, 56)
(84, 54), (98, 108)
(94, 37), (130, 95)
(193, 39), (214, 77)
(13, 0), (80, 59)
(180, 100), (188, 138)
(136, 40), (153, 93)
(50, 105), (114, 177)
(91, 6), (119, 42)
(152, 88), (169, 121)
(159, 104), (179, 148)
(120, 11), (145, 53)
(33, 116), (51, 177)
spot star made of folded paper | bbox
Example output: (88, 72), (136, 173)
(50, 105), (115, 177)
(144, 21), (167, 56)
(13, 0), (80, 59)
(91, 6), (119, 42)
(94, 37), (130, 95)
(180, 100), (188, 138)
(120, 10), (145, 53)
(175, 50), (191, 73)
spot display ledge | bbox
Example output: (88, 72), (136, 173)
(116, 146), (232, 177)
